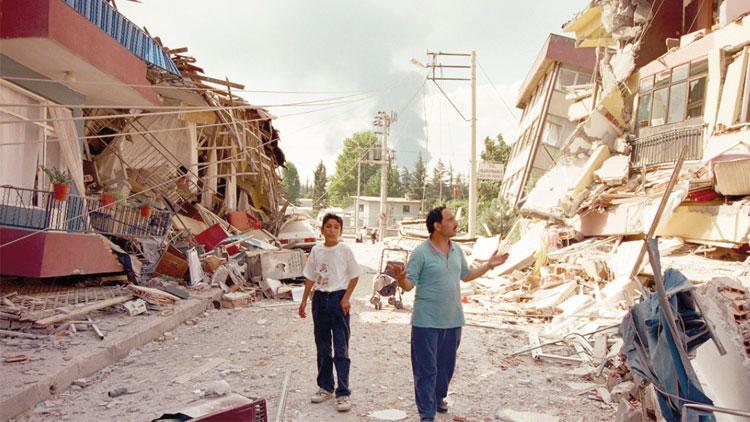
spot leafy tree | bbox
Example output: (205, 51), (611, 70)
(476, 133), (517, 237)
(478, 133), (511, 202)
(312, 161), (327, 212)
(328, 131), (379, 207)
(424, 159), (448, 210)
(408, 153), (427, 203)
(400, 167), (412, 196)
(362, 167), (403, 198)
(281, 162), (301, 205)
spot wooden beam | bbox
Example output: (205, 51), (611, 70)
(35, 295), (134, 326)
(168, 47), (189, 54)
(192, 74), (245, 90)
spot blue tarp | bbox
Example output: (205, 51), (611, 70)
(619, 269), (715, 422)
(62, 0), (181, 75)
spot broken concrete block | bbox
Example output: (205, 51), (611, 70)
(594, 155), (629, 186)
(615, 399), (643, 422)
(259, 277), (282, 299)
(221, 292), (256, 309)
(123, 299), (147, 316)
(580, 258), (611, 281)
(525, 281), (577, 311)
(211, 266), (230, 291)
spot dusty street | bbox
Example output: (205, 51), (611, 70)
(12, 241), (614, 422)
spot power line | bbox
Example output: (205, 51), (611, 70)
(477, 59), (520, 124)
(1, 75), (380, 95)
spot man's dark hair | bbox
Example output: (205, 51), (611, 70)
(321, 213), (343, 229)
(426, 206), (446, 234)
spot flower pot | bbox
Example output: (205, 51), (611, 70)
(100, 192), (116, 208)
(53, 183), (70, 201)
(140, 205), (152, 218)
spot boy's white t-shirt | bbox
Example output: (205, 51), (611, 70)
(303, 242), (361, 292)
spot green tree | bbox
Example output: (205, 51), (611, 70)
(312, 161), (327, 212)
(281, 162), (301, 205)
(477, 133), (517, 237)
(408, 153), (427, 203)
(400, 167), (412, 197)
(425, 159), (448, 210)
(478, 133), (512, 202)
(362, 167), (403, 198)
(328, 131), (379, 207)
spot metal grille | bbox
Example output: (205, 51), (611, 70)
(0, 186), (171, 239)
(61, 0), (180, 75)
(631, 125), (704, 168)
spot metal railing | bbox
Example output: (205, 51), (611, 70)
(0, 186), (171, 239)
(631, 125), (704, 168)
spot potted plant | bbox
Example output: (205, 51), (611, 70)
(139, 198), (153, 219)
(100, 191), (116, 209)
(41, 166), (71, 201)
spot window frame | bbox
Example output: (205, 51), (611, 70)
(637, 59), (708, 128)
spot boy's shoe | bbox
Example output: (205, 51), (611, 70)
(310, 388), (333, 403)
(336, 396), (352, 412)
(436, 398), (448, 413)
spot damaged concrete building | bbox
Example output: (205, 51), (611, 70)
(500, 34), (598, 205)
(487, 0), (750, 419)
(0, 0), (287, 280)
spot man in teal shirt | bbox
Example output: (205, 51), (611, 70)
(394, 207), (508, 421)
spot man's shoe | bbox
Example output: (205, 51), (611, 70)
(436, 398), (448, 413)
(336, 396), (352, 412)
(310, 388), (333, 403)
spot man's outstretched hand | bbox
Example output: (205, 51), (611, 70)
(488, 252), (510, 269)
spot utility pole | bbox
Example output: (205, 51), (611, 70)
(470, 50), (477, 237)
(421, 50), (477, 236)
(354, 161), (361, 229)
(373, 111), (396, 242)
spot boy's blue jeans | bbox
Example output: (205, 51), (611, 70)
(312, 289), (351, 397)
(411, 326), (462, 421)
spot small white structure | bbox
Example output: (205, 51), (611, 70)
(345, 196), (421, 233)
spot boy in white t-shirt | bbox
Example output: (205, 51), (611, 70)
(298, 213), (361, 412)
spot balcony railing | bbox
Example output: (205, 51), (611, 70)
(631, 125), (704, 168)
(0, 186), (171, 239)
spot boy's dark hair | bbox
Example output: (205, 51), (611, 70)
(321, 213), (343, 229)
(426, 206), (446, 234)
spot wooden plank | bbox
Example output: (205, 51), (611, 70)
(168, 47), (189, 54)
(628, 145), (688, 294)
(172, 358), (227, 384)
(34, 295), (134, 326)
(192, 74), (245, 90)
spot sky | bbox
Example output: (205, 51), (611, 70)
(118, 0), (589, 184)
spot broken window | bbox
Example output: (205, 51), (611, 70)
(668, 81), (688, 123)
(402, 205), (410, 213)
(541, 121), (562, 148)
(557, 69), (577, 88)
(652, 87), (669, 126)
(637, 59), (708, 128)
(637, 93), (652, 127)
(687, 77), (706, 119)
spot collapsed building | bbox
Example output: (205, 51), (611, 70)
(0, 0), (287, 280)
(476, 0), (750, 420)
